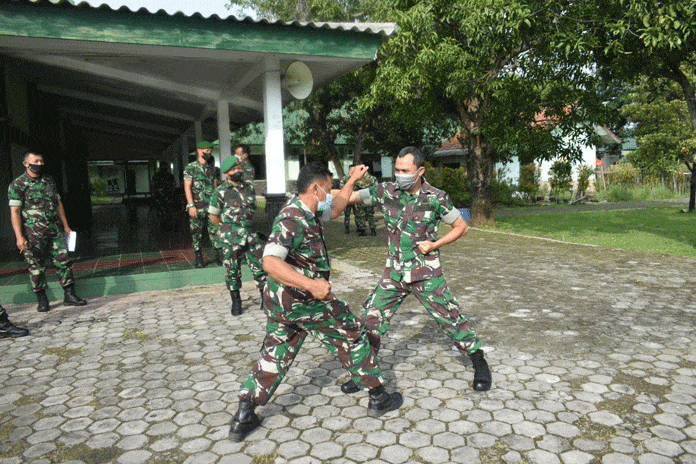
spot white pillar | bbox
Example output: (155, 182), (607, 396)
(217, 100), (231, 178)
(263, 56), (286, 195)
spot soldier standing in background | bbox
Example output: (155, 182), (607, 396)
(8, 151), (87, 312)
(354, 166), (379, 236)
(234, 144), (255, 182)
(342, 146), (492, 395)
(341, 165), (357, 234)
(184, 141), (221, 268)
(209, 155), (267, 317)
(228, 162), (402, 442)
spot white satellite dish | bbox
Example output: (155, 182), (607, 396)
(282, 61), (314, 100)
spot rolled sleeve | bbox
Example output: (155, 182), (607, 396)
(8, 199), (22, 207)
(442, 207), (462, 224)
(208, 205), (221, 216)
(358, 188), (372, 206)
(263, 243), (289, 260)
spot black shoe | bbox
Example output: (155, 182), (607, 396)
(368, 386), (403, 417)
(0, 306), (29, 338)
(229, 400), (261, 442)
(194, 250), (205, 268)
(341, 379), (360, 394)
(36, 290), (50, 312)
(469, 349), (492, 391)
(345, 226), (350, 234)
(215, 248), (224, 265)
(63, 285), (87, 306)
(357, 229), (366, 236)
(370, 228), (377, 236)
(230, 290), (242, 316)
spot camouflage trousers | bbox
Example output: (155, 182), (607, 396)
(189, 212), (221, 251)
(222, 232), (266, 292)
(22, 231), (74, 292)
(343, 204), (355, 229)
(238, 294), (384, 406)
(355, 205), (375, 230)
(362, 272), (481, 356)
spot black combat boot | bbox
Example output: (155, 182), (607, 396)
(367, 385), (403, 417)
(370, 227), (376, 236)
(345, 225), (350, 234)
(0, 305), (30, 338)
(63, 284), (87, 306)
(215, 248), (223, 265)
(229, 400), (261, 442)
(341, 379), (360, 394)
(469, 349), (492, 391)
(36, 290), (50, 313)
(230, 290), (242, 316)
(194, 250), (205, 268)
(357, 229), (366, 236)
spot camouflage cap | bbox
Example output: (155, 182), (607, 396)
(197, 141), (214, 149)
(221, 155), (242, 173)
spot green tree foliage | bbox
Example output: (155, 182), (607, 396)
(575, 164), (594, 197)
(621, 78), (694, 181)
(518, 163), (539, 202)
(549, 160), (572, 203)
(562, 0), (696, 211)
(365, 0), (607, 224)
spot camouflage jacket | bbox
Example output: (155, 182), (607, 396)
(358, 179), (460, 283)
(263, 196), (333, 303)
(208, 180), (256, 236)
(8, 173), (62, 233)
(242, 161), (255, 182)
(183, 160), (218, 210)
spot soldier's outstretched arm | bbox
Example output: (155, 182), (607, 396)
(330, 165), (368, 220)
(263, 256), (331, 300)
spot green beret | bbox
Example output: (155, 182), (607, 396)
(221, 155), (242, 173)
(197, 141), (213, 149)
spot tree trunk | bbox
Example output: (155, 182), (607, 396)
(466, 133), (494, 225)
(352, 126), (366, 166)
(688, 161), (696, 213)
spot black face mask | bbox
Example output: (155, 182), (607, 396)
(28, 164), (44, 175)
(229, 172), (243, 182)
(201, 153), (214, 164)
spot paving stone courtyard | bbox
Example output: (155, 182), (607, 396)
(1, 220), (695, 464)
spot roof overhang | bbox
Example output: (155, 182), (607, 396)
(0, 0), (395, 160)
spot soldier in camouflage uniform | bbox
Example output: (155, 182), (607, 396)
(209, 155), (266, 317)
(342, 146), (492, 395)
(229, 162), (403, 442)
(184, 141), (221, 268)
(342, 164), (378, 235)
(234, 143), (255, 182)
(8, 151), (87, 312)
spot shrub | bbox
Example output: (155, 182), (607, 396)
(424, 163), (471, 207)
(549, 160), (572, 203)
(576, 165), (593, 197)
(518, 163), (539, 203)
(92, 177), (107, 196)
(608, 162), (638, 187)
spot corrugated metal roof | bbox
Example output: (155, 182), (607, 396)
(9, 0), (398, 36)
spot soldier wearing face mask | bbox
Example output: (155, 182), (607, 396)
(8, 151), (87, 313)
(184, 141), (222, 268)
(343, 146), (492, 396)
(208, 155), (266, 316)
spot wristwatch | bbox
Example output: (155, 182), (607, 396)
(186, 203), (195, 209)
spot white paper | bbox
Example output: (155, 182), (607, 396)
(67, 231), (77, 252)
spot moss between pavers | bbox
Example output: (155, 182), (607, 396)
(41, 347), (85, 364)
(251, 450), (279, 464)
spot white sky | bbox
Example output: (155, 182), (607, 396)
(84, 0), (254, 18)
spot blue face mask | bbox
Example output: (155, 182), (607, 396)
(316, 185), (333, 212)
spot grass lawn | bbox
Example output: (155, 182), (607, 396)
(486, 206), (696, 258)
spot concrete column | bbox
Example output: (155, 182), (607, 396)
(194, 121), (203, 144)
(217, 100), (231, 179)
(263, 56), (287, 226)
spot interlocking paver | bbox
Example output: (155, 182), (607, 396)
(0, 223), (695, 463)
